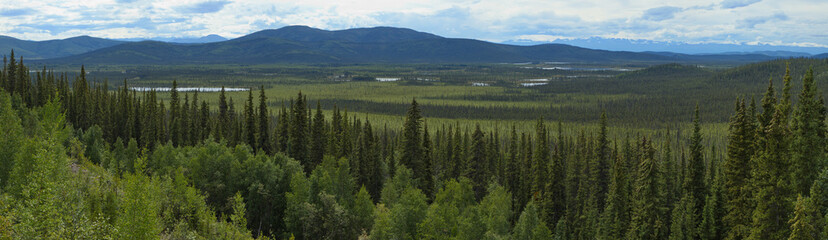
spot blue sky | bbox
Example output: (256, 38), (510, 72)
(1, 0), (826, 48)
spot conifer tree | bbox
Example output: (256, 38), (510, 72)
(749, 106), (793, 240)
(468, 124), (487, 200)
(627, 137), (665, 240)
(217, 87), (229, 140)
(400, 99), (425, 191)
(276, 104), (289, 152)
(257, 86), (272, 154)
(790, 68), (826, 196)
(596, 111), (610, 210)
(309, 101), (326, 168)
(422, 123), (434, 199)
(532, 118), (549, 198)
(190, 90), (200, 144)
(169, 80), (181, 146)
(289, 92), (309, 169)
(506, 125), (520, 211)
(199, 100), (209, 140)
(788, 195), (819, 240)
(599, 145), (629, 239)
(724, 99), (756, 240)
(685, 105), (706, 217)
(328, 105), (342, 157)
(244, 90), (257, 150)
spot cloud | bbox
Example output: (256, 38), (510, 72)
(739, 12), (788, 28)
(720, 0), (762, 9)
(641, 6), (683, 21)
(0, 8), (36, 17)
(177, 0), (231, 14)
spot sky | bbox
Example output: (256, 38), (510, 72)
(1, 0), (826, 48)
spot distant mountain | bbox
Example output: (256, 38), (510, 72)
(117, 34), (228, 44)
(507, 37), (828, 56)
(0, 35), (124, 60)
(40, 26), (678, 65)
(815, 53), (828, 59)
(236, 26), (442, 43)
(27, 26), (799, 65)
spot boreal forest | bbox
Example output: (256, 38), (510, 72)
(0, 48), (827, 240)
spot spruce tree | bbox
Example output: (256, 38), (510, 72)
(400, 99), (425, 191)
(169, 80), (180, 146)
(749, 106), (793, 240)
(596, 111), (610, 210)
(422, 123), (434, 199)
(310, 101), (326, 168)
(244, 90), (257, 150)
(276, 104), (289, 153)
(788, 195), (819, 240)
(599, 145), (629, 239)
(506, 125), (520, 212)
(724, 99), (756, 240)
(790, 68), (826, 196)
(257, 86), (272, 154)
(685, 105), (706, 218)
(217, 87), (229, 141)
(532, 118), (549, 198)
(468, 124), (487, 200)
(627, 137), (665, 240)
(289, 92), (309, 170)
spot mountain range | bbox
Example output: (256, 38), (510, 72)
(0, 26), (823, 65)
(505, 37), (828, 56)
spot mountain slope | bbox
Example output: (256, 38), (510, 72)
(40, 26), (678, 64)
(0, 36), (125, 59)
(36, 26), (787, 65)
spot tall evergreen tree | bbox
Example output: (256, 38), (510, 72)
(309, 101), (326, 168)
(596, 111), (610, 210)
(532, 118), (549, 198)
(627, 137), (666, 240)
(289, 92), (309, 170)
(685, 105), (706, 218)
(724, 99), (756, 240)
(169, 80), (181, 146)
(244, 90), (257, 150)
(467, 124), (487, 200)
(788, 195), (819, 240)
(749, 106), (793, 240)
(599, 144), (629, 239)
(257, 86), (272, 154)
(217, 86), (229, 141)
(421, 123), (434, 199)
(790, 68), (826, 196)
(400, 99), (426, 191)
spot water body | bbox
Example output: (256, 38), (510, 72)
(521, 82), (548, 87)
(129, 87), (249, 92)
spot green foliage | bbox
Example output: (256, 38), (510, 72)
(0, 91), (22, 188)
(790, 68), (826, 196)
(479, 183), (513, 240)
(788, 195), (820, 240)
(352, 186), (375, 235)
(117, 173), (162, 240)
(512, 201), (551, 240)
(418, 178), (477, 239)
(400, 99), (425, 192)
(723, 98), (756, 240)
(391, 188), (428, 240)
(627, 137), (666, 240)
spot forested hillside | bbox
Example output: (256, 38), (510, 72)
(1, 52), (827, 240)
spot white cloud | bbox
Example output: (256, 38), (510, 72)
(0, 0), (823, 48)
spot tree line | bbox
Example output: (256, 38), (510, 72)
(0, 50), (827, 240)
